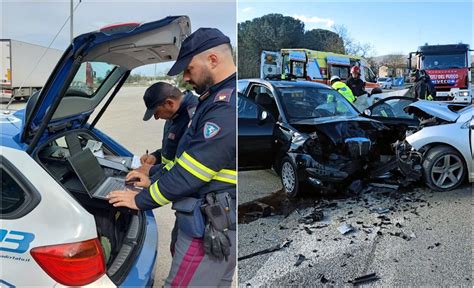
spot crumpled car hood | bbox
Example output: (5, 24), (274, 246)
(404, 100), (463, 122)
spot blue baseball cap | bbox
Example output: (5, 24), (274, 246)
(167, 28), (230, 76)
(143, 82), (182, 121)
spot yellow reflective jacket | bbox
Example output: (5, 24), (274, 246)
(332, 81), (356, 103)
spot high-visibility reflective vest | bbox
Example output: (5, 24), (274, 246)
(332, 81), (356, 103)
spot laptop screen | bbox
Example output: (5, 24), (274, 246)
(68, 148), (105, 193)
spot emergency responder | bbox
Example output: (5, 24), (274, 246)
(137, 82), (198, 181)
(346, 65), (367, 97)
(410, 69), (434, 100)
(331, 75), (356, 102)
(420, 69), (437, 100)
(107, 27), (236, 287)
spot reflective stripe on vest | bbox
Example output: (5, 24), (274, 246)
(161, 155), (172, 165)
(149, 181), (171, 206)
(176, 152), (236, 184)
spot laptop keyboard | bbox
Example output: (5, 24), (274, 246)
(96, 179), (125, 197)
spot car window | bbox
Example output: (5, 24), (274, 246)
(248, 85), (280, 119)
(238, 80), (250, 94)
(371, 99), (416, 119)
(364, 66), (377, 83)
(238, 94), (258, 119)
(278, 87), (358, 120)
(67, 61), (117, 97)
(330, 65), (349, 80)
(1, 168), (26, 215)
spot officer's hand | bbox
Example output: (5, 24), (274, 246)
(107, 189), (140, 210)
(134, 163), (153, 176)
(140, 154), (157, 165)
(126, 171), (151, 188)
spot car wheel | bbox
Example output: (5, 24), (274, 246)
(280, 156), (300, 198)
(423, 146), (466, 191)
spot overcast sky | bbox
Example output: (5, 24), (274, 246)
(1, 0), (236, 75)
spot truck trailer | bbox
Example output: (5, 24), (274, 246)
(1, 39), (63, 101)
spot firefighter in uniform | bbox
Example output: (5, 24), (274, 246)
(108, 28), (237, 287)
(410, 69), (434, 100)
(137, 82), (198, 183)
(346, 65), (367, 97)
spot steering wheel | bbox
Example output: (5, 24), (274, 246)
(372, 103), (396, 117)
(312, 107), (333, 117)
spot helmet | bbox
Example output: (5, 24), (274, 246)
(350, 66), (360, 74)
(330, 75), (341, 82)
(419, 69), (429, 79)
(410, 69), (420, 79)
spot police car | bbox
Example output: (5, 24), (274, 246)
(1, 16), (190, 287)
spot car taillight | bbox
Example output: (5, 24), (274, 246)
(30, 238), (105, 286)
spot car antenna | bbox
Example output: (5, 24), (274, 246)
(5, 1), (82, 111)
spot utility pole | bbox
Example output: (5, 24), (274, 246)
(70, 0), (74, 43)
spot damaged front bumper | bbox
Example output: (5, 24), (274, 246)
(289, 140), (423, 191)
(289, 153), (361, 188)
(395, 140), (423, 182)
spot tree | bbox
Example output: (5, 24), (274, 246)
(380, 54), (406, 77)
(333, 25), (373, 57)
(301, 29), (344, 53)
(238, 14), (305, 78)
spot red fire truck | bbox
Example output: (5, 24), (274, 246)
(409, 43), (472, 103)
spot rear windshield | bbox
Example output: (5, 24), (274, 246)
(67, 61), (117, 98)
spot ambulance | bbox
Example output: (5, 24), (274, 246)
(260, 49), (380, 93)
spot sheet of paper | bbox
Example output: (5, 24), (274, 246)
(93, 149), (105, 158)
(131, 155), (141, 169)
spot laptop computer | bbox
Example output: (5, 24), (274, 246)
(68, 148), (127, 200)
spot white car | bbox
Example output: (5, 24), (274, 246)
(1, 16), (190, 287)
(377, 77), (393, 89)
(404, 101), (473, 191)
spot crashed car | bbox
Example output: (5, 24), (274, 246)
(399, 101), (473, 191)
(238, 79), (418, 197)
(1, 16), (190, 287)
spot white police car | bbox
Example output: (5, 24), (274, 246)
(1, 16), (190, 287)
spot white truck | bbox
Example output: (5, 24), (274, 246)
(1, 39), (63, 101)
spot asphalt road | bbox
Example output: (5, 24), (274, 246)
(238, 170), (472, 287)
(2, 86), (174, 286)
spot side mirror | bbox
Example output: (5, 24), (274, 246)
(364, 109), (372, 116)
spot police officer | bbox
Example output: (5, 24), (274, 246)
(330, 75), (356, 103)
(410, 69), (434, 100)
(137, 82), (198, 182)
(108, 28), (236, 287)
(346, 65), (367, 97)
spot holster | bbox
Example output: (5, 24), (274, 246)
(202, 192), (236, 231)
(172, 197), (205, 238)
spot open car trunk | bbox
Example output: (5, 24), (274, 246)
(34, 129), (145, 285)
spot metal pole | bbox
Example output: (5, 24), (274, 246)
(70, 0), (73, 43)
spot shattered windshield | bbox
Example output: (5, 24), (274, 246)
(278, 87), (359, 120)
(421, 53), (467, 69)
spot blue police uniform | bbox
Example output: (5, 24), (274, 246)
(135, 73), (236, 209)
(134, 26), (236, 287)
(148, 91), (198, 181)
